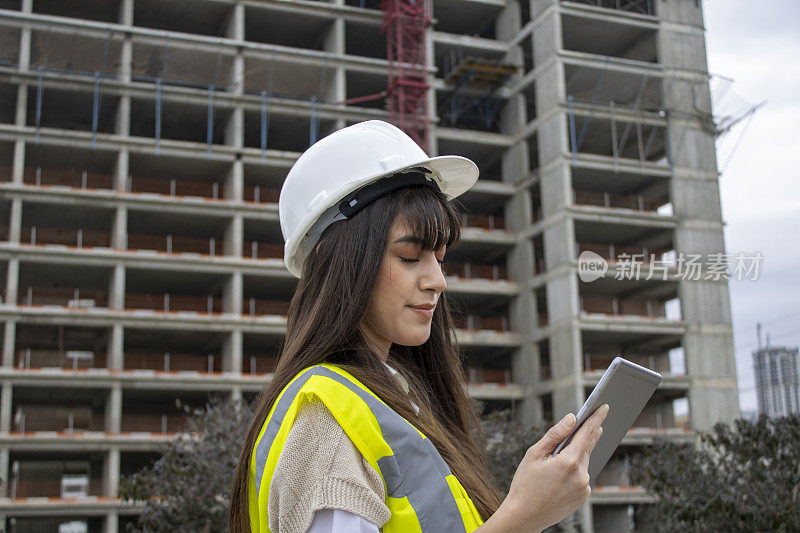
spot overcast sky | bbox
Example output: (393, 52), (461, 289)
(702, 0), (800, 412)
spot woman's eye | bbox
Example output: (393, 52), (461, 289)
(400, 257), (446, 267)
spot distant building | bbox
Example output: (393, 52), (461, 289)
(753, 346), (800, 417)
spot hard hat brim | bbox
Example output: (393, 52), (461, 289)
(284, 154), (479, 277)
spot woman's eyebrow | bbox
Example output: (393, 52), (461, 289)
(393, 234), (423, 245)
(393, 235), (446, 254)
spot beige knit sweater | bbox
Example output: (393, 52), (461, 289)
(268, 364), (414, 533)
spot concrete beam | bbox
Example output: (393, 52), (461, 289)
(560, 2), (659, 27)
(431, 30), (509, 52)
(0, 368), (264, 390)
(0, 497), (141, 517)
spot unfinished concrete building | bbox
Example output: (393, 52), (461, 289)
(0, 0), (740, 531)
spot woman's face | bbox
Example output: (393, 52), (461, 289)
(360, 216), (447, 359)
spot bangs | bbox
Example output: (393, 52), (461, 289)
(394, 186), (462, 251)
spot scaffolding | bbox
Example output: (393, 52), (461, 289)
(563, 54), (762, 173)
(438, 54), (518, 132)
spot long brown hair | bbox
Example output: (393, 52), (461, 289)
(229, 185), (504, 531)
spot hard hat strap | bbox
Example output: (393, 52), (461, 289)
(298, 168), (440, 263)
(338, 168), (440, 218)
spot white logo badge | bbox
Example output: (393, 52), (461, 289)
(578, 251), (607, 282)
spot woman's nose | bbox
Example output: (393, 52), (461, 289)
(420, 253), (447, 293)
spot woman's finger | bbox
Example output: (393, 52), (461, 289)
(564, 404), (609, 462)
(530, 412), (577, 458)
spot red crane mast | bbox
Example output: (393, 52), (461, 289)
(381, 0), (432, 152)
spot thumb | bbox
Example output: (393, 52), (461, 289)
(533, 413), (576, 457)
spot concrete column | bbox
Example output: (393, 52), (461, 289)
(323, 18), (345, 95)
(508, 175), (540, 426)
(657, 0), (739, 430)
(231, 387), (243, 402)
(530, 6), (564, 181)
(11, 141), (25, 184)
(680, 286), (740, 429)
(527, 0), (586, 447)
(114, 150), (130, 193)
(543, 214), (584, 422)
(655, 0), (704, 28)
(531, 0), (559, 20)
(112, 208), (127, 251)
(108, 324), (124, 371)
(11, 133), (25, 186)
(11, 0), (32, 185)
(0, 448), (8, 498)
(104, 446), (120, 497)
(224, 42), (244, 150)
(500, 92), (526, 137)
(16, 0), (31, 67)
(224, 160), (244, 202)
(116, 97), (131, 136)
(514, 347), (542, 425)
(224, 270), (243, 315)
(224, 328), (243, 374)
(226, 107), (244, 148)
(548, 301), (583, 402)
(109, 263), (125, 310)
(325, 18), (347, 121)
(8, 198), (22, 244)
(106, 384), (121, 433)
(115, 84), (131, 136)
(539, 161), (571, 216)
(422, 17), (437, 155)
(323, 16), (347, 135)
(535, 84), (568, 164)
(496, 0), (521, 41)
(119, 0), (133, 26)
(224, 0), (245, 210)
(543, 216), (575, 269)
(1, 322), (15, 368)
(104, 445), (121, 531)
(500, 141), (529, 183)
(4, 257), (18, 309)
(105, 510), (119, 533)
(115, 0), (133, 203)
(0, 381), (11, 432)
(225, 213), (243, 258)
(578, 504), (594, 533)
(227, 1), (245, 41)
(510, 285), (539, 425)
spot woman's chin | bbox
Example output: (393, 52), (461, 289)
(395, 329), (432, 347)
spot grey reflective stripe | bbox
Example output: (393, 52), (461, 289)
(253, 366), (467, 533)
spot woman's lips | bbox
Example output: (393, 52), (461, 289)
(408, 306), (434, 319)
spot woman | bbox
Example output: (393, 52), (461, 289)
(230, 120), (608, 533)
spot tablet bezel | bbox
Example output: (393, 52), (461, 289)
(550, 357), (662, 479)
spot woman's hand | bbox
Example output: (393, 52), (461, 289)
(478, 404), (610, 533)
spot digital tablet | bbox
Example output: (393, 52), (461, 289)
(551, 357), (662, 480)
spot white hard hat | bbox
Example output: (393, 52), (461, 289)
(279, 120), (479, 278)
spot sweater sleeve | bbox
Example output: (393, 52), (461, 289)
(267, 398), (392, 533)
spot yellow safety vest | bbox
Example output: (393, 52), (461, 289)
(248, 363), (485, 532)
